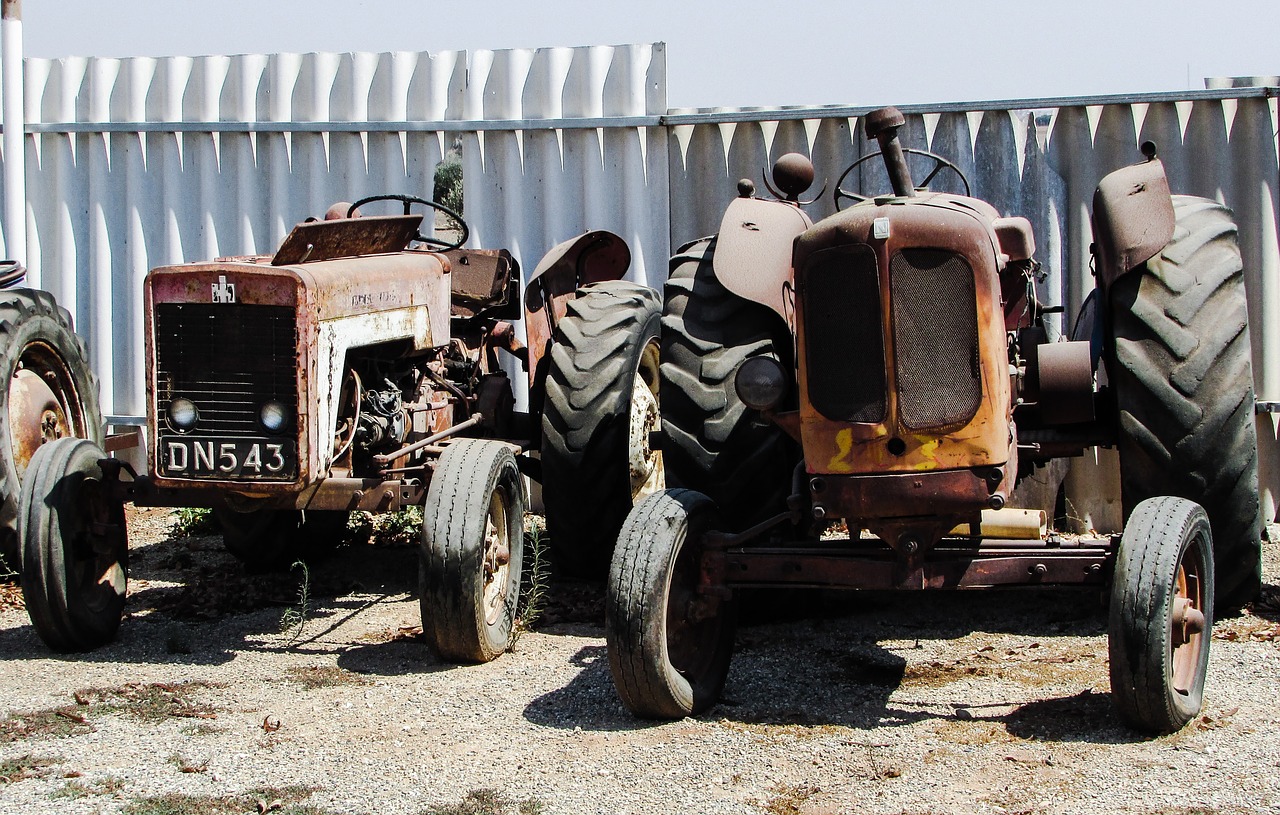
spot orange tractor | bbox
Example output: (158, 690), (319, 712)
(606, 106), (1261, 733)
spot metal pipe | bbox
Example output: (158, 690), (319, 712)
(1, 0), (24, 272)
(372, 412), (484, 465)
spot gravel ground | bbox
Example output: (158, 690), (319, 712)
(1, 509), (1279, 815)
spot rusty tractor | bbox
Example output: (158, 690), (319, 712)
(606, 106), (1262, 733)
(18, 194), (662, 661)
(0, 262), (102, 577)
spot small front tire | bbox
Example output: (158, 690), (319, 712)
(421, 439), (525, 663)
(606, 488), (736, 718)
(1108, 496), (1214, 734)
(20, 437), (127, 652)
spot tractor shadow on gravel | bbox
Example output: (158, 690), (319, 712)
(0, 522), (445, 670)
(524, 586), (1146, 745)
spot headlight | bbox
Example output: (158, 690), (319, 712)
(734, 356), (789, 411)
(259, 399), (290, 434)
(166, 397), (199, 432)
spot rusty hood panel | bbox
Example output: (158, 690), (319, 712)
(792, 194), (1012, 477)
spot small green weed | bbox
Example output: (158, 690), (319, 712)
(422, 788), (544, 815)
(75, 681), (221, 723)
(170, 507), (217, 536)
(507, 520), (550, 652)
(351, 506), (424, 547)
(278, 560), (313, 644)
(1, 707), (93, 742)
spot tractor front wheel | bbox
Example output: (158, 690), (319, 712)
(20, 437), (127, 652)
(420, 439), (525, 662)
(1108, 496), (1214, 734)
(606, 488), (736, 718)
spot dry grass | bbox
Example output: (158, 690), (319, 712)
(119, 785), (325, 815)
(0, 753), (59, 783)
(421, 788), (545, 815)
(752, 783), (821, 815)
(2, 681), (222, 743)
(284, 665), (372, 691)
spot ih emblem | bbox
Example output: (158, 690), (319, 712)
(212, 275), (236, 303)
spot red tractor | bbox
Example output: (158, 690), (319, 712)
(606, 107), (1261, 733)
(18, 195), (662, 660)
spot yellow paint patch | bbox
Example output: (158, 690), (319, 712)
(827, 428), (855, 473)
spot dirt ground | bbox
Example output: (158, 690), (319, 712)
(1, 508), (1278, 815)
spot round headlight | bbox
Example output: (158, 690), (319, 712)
(259, 399), (290, 434)
(734, 356), (789, 411)
(166, 397), (199, 431)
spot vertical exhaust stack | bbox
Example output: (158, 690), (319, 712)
(865, 106), (915, 198)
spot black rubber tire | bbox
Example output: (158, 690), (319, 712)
(1106, 195), (1262, 611)
(1108, 496), (1214, 734)
(660, 238), (797, 529)
(20, 437), (127, 652)
(420, 439), (525, 663)
(0, 289), (103, 569)
(540, 280), (662, 579)
(214, 507), (348, 573)
(606, 488), (736, 719)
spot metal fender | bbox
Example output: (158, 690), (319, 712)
(1091, 157), (1175, 288)
(523, 230), (632, 390)
(713, 197), (812, 323)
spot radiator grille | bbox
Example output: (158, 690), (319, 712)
(153, 303), (299, 436)
(890, 249), (981, 429)
(801, 245), (886, 423)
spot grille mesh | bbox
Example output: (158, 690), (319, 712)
(154, 303), (299, 435)
(890, 249), (981, 429)
(801, 245), (886, 423)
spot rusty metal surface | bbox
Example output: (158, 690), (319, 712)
(792, 194), (1013, 478)
(714, 537), (1112, 591)
(270, 214), (422, 265)
(1091, 157), (1176, 287)
(443, 248), (517, 317)
(809, 466), (1010, 523)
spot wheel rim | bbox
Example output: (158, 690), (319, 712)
(664, 530), (720, 682)
(628, 339), (664, 501)
(481, 486), (513, 626)
(8, 341), (87, 480)
(1169, 532), (1209, 694)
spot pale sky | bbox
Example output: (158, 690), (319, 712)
(18, 0), (1279, 109)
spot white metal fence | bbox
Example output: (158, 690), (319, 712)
(0, 43), (1277, 525)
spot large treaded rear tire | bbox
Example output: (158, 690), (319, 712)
(0, 289), (102, 570)
(659, 238), (797, 529)
(540, 280), (662, 579)
(1106, 195), (1262, 611)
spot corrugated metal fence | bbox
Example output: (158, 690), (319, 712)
(0, 43), (1277, 525)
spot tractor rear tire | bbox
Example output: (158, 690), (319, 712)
(659, 238), (797, 529)
(0, 289), (102, 572)
(20, 437), (127, 652)
(540, 280), (662, 579)
(1108, 496), (1213, 733)
(1106, 195), (1262, 611)
(420, 439), (525, 663)
(606, 488), (736, 718)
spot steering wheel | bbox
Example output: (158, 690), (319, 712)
(833, 148), (971, 210)
(347, 193), (470, 251)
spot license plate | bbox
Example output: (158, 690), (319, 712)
(160, 436), (297, 480)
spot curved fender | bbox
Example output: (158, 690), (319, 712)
(1091, 158), (1175, 288)
(713, 197), (812, 323)
(523, 230), (632, 392)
